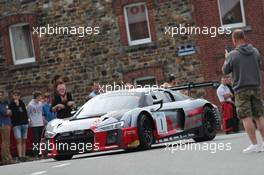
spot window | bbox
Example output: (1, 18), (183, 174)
(144, 92), (171, 106)
(124, 3), (151, 46)
(134, 76), (157, 86)
(9, 23), (35, 65)
(113, 0), (156, 46)
(76, 94), (141, 118)
(153, 91), (171, 103)
(218, 0), (246, 28)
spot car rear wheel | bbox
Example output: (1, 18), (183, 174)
(137, 113), (154, 150)
(53, 154), (73, 161)
(193, 107), (218, 142)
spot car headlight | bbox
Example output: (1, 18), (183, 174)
(45, 131), (56, 138)
(96, 121), (124, 132)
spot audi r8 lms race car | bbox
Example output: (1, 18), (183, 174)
(42, 87), (220, 161)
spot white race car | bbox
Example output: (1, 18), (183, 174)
(42, 87), (220, 161)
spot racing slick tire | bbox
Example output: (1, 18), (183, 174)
(137, 113), (154, 150)
(193, 106), (218, 142)
(53, 154), (73, 161)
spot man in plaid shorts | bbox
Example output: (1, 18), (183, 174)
(223, 29), (264, 153)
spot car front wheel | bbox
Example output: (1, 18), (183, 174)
(137, 113), (154, 150)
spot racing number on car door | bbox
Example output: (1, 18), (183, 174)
(153, 112), (168, 134)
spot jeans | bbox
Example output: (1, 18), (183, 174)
(1, 124), (13, 163)
(32, 126), (44, 156)
(13, 124), (28, 139)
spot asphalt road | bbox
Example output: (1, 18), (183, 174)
(1, 132), (263, 175)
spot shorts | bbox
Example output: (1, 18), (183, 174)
(235, 88), (264, 119)
(1, 117), (12, 126)
(13, 124), (28, 139)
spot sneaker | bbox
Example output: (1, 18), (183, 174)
(33, 156), (40, 160)
(242, 144), (260, 153)
(18, 157), (26, 162)
(5, 159), (15, 165)
(260, 143), (264, 152)
(21, 157), (28, 162)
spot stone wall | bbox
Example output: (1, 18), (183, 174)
(0, 0), (204, 105)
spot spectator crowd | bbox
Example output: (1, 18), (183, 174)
(0, 75), (77, 165)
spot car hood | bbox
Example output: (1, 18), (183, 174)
(46, 109), (130, 133)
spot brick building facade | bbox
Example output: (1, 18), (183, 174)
(0, 0), (263, 105)
(193, 0), (264, 104)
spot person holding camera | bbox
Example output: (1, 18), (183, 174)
(222, 29), (264, 153)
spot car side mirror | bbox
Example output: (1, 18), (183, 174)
(71, 107), (79, 116)
(71, 110), (77, 116)
(153, 99), (163, 111)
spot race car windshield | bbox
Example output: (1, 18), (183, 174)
(75, 94), (141, 118)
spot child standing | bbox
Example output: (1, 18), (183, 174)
(27, 91), (44, 158)
(42, 92), (56, 122)
(9, 90), (29, 162)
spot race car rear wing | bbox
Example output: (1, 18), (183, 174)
(169, 81), (220, 96)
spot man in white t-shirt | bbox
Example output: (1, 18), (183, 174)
(217, 76), (234, 134)
(217, 77), (233, 103)
(87, 83), (101, 100)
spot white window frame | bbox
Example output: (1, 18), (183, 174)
(9, 23), (36, 65)
(124, 3), (152, 46)
(134, 76), (157, 86)
(218, 0), (246, 28)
